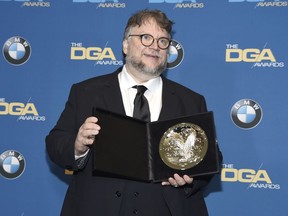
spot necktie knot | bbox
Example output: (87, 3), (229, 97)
(133, 85), (150, 122)
(134, 85), (147, 95)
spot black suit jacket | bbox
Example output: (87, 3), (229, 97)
(46, 67), (222, 216)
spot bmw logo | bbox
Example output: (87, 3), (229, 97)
(3, 36), (31, 65)
(0, 150), (26, 179)
(231, 99), (262, 129)
(167, 40), (184, 69)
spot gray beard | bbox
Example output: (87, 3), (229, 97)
(125, 55), (167, 77)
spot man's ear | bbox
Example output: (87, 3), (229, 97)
(122, 39), (128, 55)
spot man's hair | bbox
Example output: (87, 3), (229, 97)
(123, 9), (174, 40)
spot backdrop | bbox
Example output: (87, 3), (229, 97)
(0, 1), (287, 216)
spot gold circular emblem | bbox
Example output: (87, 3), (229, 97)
(159, 123), (208, 170)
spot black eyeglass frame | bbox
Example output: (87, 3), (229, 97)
(128, 34), (171, 50)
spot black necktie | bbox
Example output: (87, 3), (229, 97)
(133, 85), (151, 122)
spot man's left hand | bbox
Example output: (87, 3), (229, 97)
(161, 174), (193, 187)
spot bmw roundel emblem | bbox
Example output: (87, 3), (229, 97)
(0, 150), (26, 179)
(167, 40), (184, 69)
(231, 99), (263, 129)
(3, 36), (31, 65)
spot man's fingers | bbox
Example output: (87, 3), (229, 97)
(85, 116), (98, 123)
(183, 175), (193, 184)
(161, 174), (194, 188)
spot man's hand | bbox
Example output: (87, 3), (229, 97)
(75, 117), (101, 156)
(161, 174), (193, 188)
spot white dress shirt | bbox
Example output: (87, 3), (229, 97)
(118, 65), (163, 122)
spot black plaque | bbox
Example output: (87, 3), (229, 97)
(92, 107), (220, 182)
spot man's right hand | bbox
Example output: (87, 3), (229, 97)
(74, 117), (101, 156)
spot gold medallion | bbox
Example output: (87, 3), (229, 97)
(159, 123), (208, 170)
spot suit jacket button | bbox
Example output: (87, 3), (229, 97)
(115, 191), (122, 197)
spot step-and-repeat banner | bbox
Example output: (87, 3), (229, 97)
(1, 1), (287, 216)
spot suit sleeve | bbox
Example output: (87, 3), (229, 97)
(45, 84), (80, 171)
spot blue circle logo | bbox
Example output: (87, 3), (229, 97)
(0, 150), (26, 179)
(3, 36), (31, 65)
(231, 99), (262, 129)
(167, 40), (184, 69)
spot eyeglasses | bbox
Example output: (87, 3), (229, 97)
(128, 34), (171, 50)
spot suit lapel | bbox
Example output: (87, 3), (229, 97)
(158, 77), (180, 121)
(99, 68), (126, 115)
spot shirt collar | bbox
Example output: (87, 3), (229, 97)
(120, 65), (162, 94)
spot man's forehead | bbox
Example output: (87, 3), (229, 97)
(131, 19), (168, 34)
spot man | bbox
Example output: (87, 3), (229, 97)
(46, 9), (222, 216)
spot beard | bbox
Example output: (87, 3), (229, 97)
(125, 54), (167, 77)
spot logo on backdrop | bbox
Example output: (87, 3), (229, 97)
(0, 0), (50, 7)
(0, 150), (26, 180)
(148, 0), (204, 9)
(167, 40), (184, 69)
(225, 43), (284, 68)
(3, 36), (31, 66)
(70, 42), (123, 66)
(72, 0), (126, 8)
(228, 0), (288, 7)
(222, 163), (280, 190)
(0, 98), (46, 121)
(231, 99), (262, 129)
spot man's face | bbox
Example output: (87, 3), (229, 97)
(123, 19), (170, 78)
